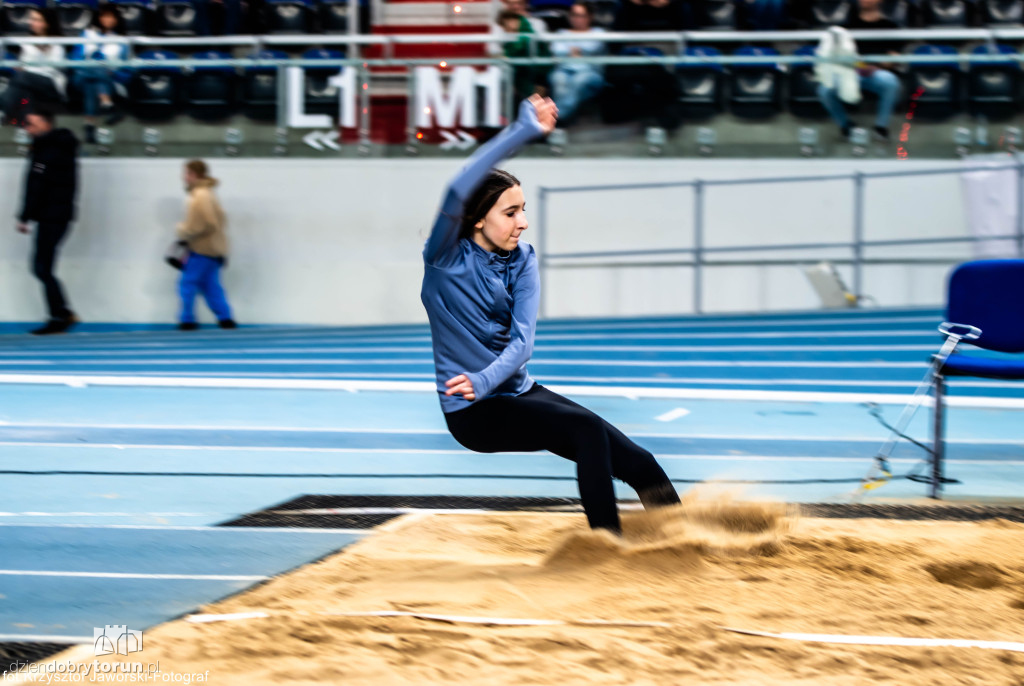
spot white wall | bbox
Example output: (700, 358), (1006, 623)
(0, 156), (979, 325)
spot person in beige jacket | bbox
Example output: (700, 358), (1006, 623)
(176, 159), (236, 330)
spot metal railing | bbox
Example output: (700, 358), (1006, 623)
(535, 160), (1024, 317)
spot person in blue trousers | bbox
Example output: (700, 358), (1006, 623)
(421, 95), (681, 535)
(176, 159), (236, 330)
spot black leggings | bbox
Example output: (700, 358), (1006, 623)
(445, 384), (680, 533)
(32, 221), (72, 320)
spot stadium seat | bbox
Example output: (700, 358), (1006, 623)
(185, 50), (237, 120)
(729, 46), (781, 119)
(921, 0), (968, 26)
(967, 43), (1020, 120)
(55, 0), (98, 36)
(533, 7), (570, 31)
(242, 49), (287, 120)
(265, 0), (315, 34)
(2, 0), (46, 36)
(809, 0), (852, 26)
(677, 46), (724, 120)
(129, 48), (182, 120)
(154, 0), (199, 35)
(698, 0), (737, 29)
(319, 0), (351, 33)
(590, 0), (618, 26)
(880, 0), (909, 24)
(303, 48), (346, 116)
(906, 44), (961, 119)
(979, 0), (1024, 24)
(788, 44), (828, 118)
(933, 260), (1024, 496)
(109, 0), (150, 35)
(0, 52), (17, 105)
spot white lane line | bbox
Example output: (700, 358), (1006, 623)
(0, 423), (1020, 445)
(0, 523), (370, 533)
(0, 570), (269, 581)
(0, 375), (1020, 408)
(0, 634), (91, 643)
(0, 344), (943, 355)
(0, 358), (935, 369)
(655, 408), (691, 422)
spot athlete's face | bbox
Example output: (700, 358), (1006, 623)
(473, 184), (528, 253)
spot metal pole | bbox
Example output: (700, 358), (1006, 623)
(693, 180), (704, 315)
(358, 64), (370, 148)
(275, 64), (288, 129)
(852, 172), (865, 302)
(1017, 155), (1024, 258)
(931, 375), (946, 499)
(538, 186), (549, 320)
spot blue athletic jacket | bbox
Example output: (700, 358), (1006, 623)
(421, 100), (545, 413)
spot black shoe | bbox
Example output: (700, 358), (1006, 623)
(84, 124), (97, 145)
(218, 319), (237, 329)
(178, 322), (199, 331)
(873, 126), (891, 142)
(841, 124), (855, 140)
(30, 314), (78, 336)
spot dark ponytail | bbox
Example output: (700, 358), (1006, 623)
(460, 169), (521, 239)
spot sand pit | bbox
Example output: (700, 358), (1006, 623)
(48, 496), (1024, 685)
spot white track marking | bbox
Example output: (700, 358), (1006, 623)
(0, 570), (268, 581)
(722, 627), (1024, 652)
(655, 408), (691, 422)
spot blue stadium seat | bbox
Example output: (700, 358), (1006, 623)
(242, 49), (287, 121)
(319, 0), (352, 33)
(108, 0), (151, 35)
(729, 46), (781, 119)
(979, 0), (1024, 24)
(303, 48), (346, 115)
(55, 0), (98, 36)
(967, 44), (1020, 120)
(880, 0), (909, 25)
(677, 46), (724, 120)
(533, 7), (570, 31)
(129, 48), (182, 120)
(698, 0), (737, 29)
(590, 0), (618, 26)
(788, 44), (827, 118)
(3, 0), (47, 36)
(907, 45), (961, 119)
(809, 0), (852, 25)
(0, 52), (18, 105)
(933, 260), (1024, 496)
(186, 50), (237, 120)
(921, 0), (968, 26)
(266, 0), (315, 34)
(155, 0), (199, 35)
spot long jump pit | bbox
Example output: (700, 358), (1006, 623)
(24, 494), (1024, 685)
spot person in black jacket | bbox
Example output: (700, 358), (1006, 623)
(16, 110), (79, 335)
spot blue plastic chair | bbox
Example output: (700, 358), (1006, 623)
(933, 259), (1024, 492)
(186, 50), (236, 120)
(242, 48), (287, 120)
(968, 43), (1020, 120)
(129, 48), (182, 119)
(907, 44), (961, 119)
(678, 46), (724, 120)
(788, 44), (828, 118)
(730, 46), (781, 119)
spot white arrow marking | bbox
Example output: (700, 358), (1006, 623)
(457, 130), (476, 148)
(439, 130), (459, 151)
(302, 130), (324, 151)
(321, 130), (340, 151)
(655, 407), (690, 422)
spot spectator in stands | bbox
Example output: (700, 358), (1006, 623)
(550, 2), (606, 123)
(498, 9), (551, 102)
(489, 0), (548, 56)
(176, 160), (236, 331)
(0, 9), (66, 127)
(16, 110), (79, 335)
(71, 6), (127, 145)
(817, 0), (903, 141)
(613, 0), (689, 32)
